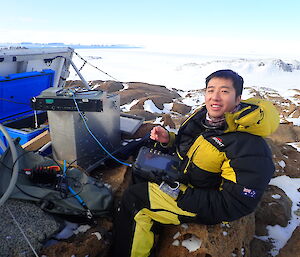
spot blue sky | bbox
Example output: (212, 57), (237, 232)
(1, 0), (300, 56)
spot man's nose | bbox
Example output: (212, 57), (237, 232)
(211, 91), (221, 100)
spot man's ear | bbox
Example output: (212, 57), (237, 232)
(236, 95), (242, 104)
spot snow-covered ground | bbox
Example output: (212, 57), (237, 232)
(68, 48), (300, 255)
(69, 48), (300, 96)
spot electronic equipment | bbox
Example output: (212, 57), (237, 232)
(31, 88), (104, 112)
(31, 88), (120, 170)
(133, 146), (181, 184)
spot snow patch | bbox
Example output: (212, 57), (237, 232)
(144, 100), (163, 113)
(120, 99), (139, 112)
(143, 100), (173, 114)
(181, 235), (202, 252)
(272, 194), (281, 199)
(287, 142), (300, 152)
(286, 118), (300, 126)
(257, 176), (300, 256)
(181, 223), (189, 229)
(278, 160), (286, 168)
(173, 231), (181, 239)
(92, 232), (102, 240)
(172, 240), (180, 246)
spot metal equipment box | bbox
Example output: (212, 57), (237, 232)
(37, 89), (121, 170)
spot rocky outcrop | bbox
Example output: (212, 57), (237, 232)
(267, 139), (300, 178)
(40, 219), (113, 257)
(157, 214), (255, 257)
(268, 123), (300, 144)
(92, 80), (124, 92)
(277, 226), (300, 257)
(250, 238), (273, 257)
(172, 102), (192, 115)
(126, 109), (158, 121)
(254, 185), (292, 236)
(162, 114), (176, 129)
(118, 82), (180, 106)
(130, 95), (174, 110)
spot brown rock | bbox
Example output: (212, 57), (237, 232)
(172, 102), (192, 115)
(255, 185), (292, 236)
(40, 219), (113, 257)
(268, 123), (300, 144)
(277, 226), (300, 257)
(127, 82), (180, 99)
(172, 116), (190, 129)
(250, 238), (273, 257)
(157, 214), (255, 257)
(118, 89), (145, 105)
(132, 123), (156, 138)
(118, 82), (180, 106)
(65, 79), (85, 88)
(101, 164), (129, 194)
(291, 107), (300, 118)
(130, 95), (174, 110)
(162, 114), (176, 129)
(266, 139), (300, 178)
(94, 80), (124, 92)
(126, 109), (159, 121)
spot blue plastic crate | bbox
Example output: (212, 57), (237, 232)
(0, 112), (49, 154)
(0, 70), (54, 154)
(0, 69), (55, 122)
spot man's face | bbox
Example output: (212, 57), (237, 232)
(205, 77), (241, 118)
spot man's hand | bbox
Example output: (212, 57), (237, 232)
(150, 126), (169, 143)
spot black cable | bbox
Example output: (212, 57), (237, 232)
(73, 51), (119, 81)
(0, 98), (30, 105)
(1, 147), (86, 201)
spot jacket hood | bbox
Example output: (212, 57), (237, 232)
(224, 98), (280, 137)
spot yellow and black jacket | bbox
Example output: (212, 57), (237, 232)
(173, 98), (279, 224)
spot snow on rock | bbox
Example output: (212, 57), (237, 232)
(172, 240), (180, 246)
(173, 231), (181, 239)
(181, 235), (202, 252)
(181, 223), (189, 230)
(120, 99), (139, 111)
(257, 176), (300, 256)
(143, 100), (174, 114)
(288, 142), (300, 152)
(278, 160), (286, 168)
(272, 194), (282, 199)
(144, 100), (163, 113)
(91, 232), (102, 241)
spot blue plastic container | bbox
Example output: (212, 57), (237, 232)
(0, 69), (55, 154)
(0, 69), (55, 122)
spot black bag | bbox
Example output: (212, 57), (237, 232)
(0, 142), (113, 221)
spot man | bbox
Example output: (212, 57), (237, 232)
(112, 69), (279, 257)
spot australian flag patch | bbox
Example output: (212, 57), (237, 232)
(242, 187), (257, 198)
